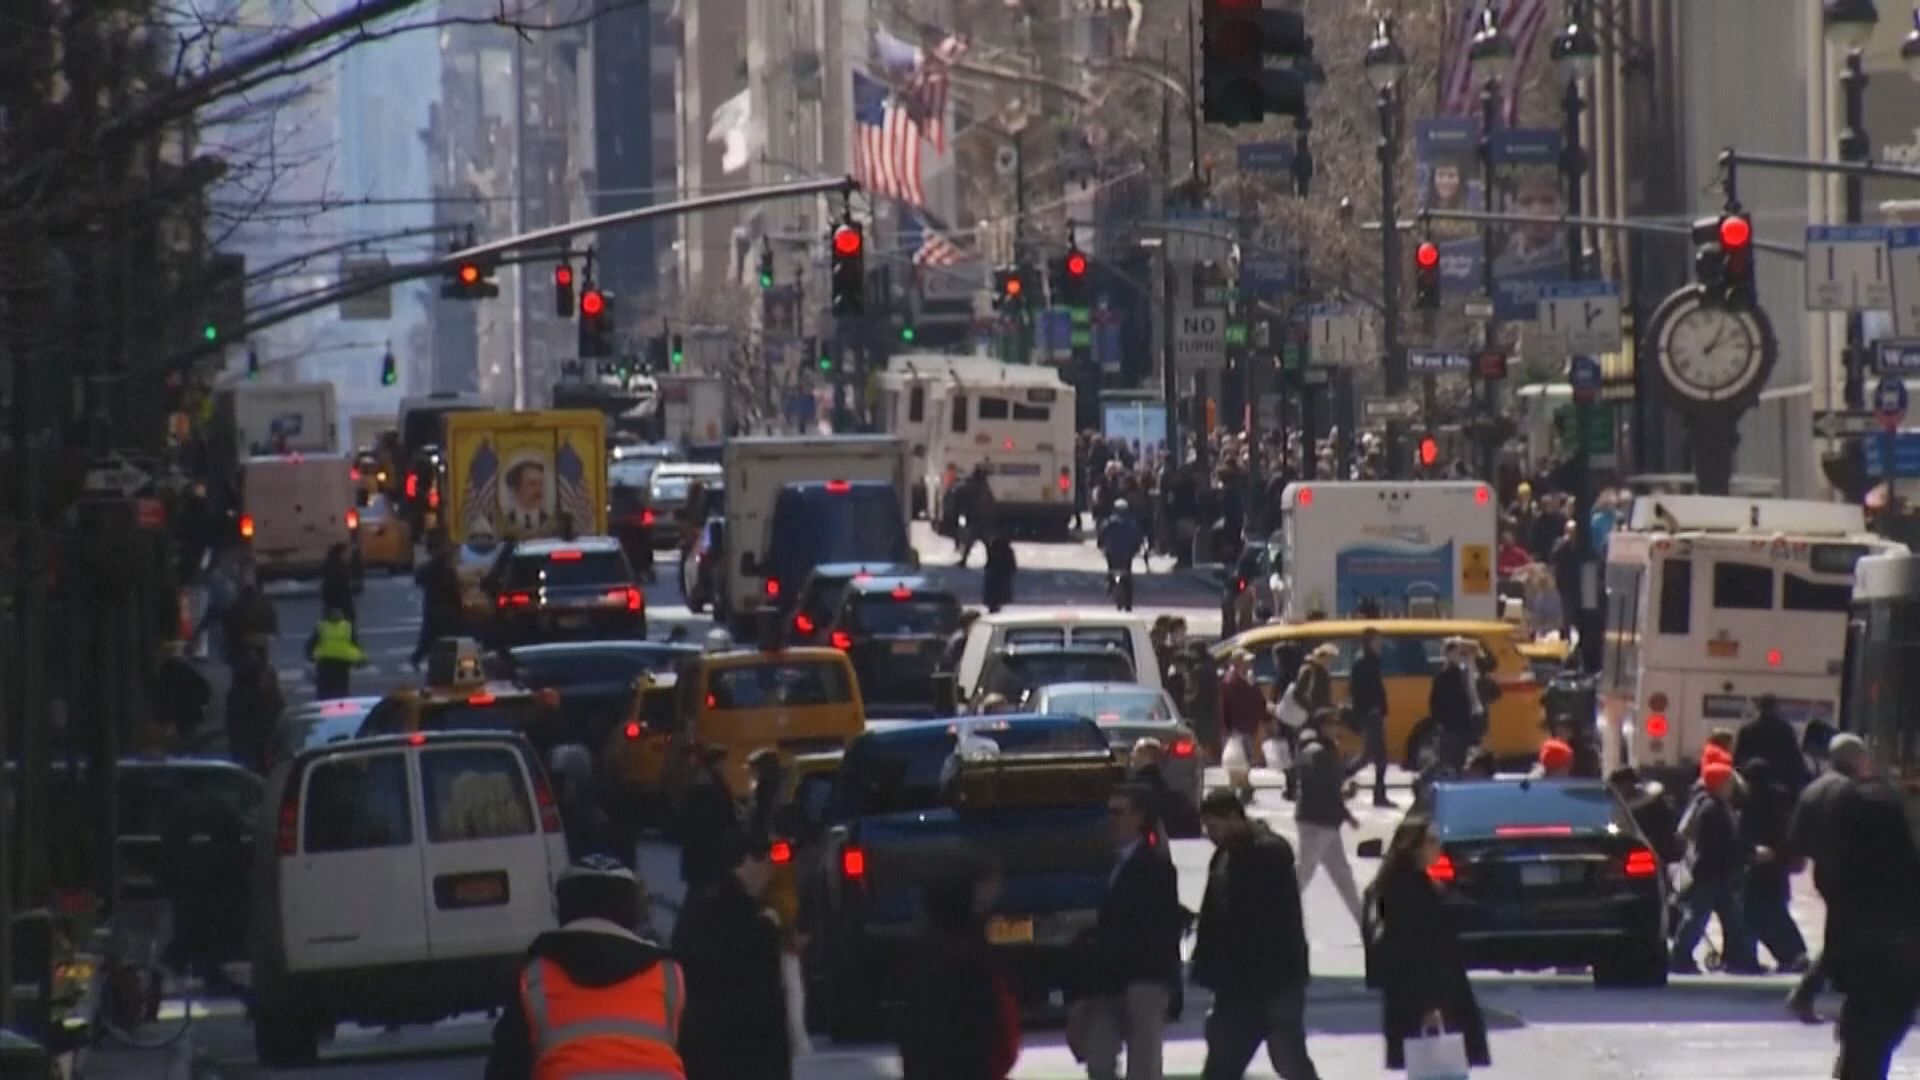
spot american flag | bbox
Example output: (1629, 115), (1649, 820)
(1439, 0), (1553, 125)
(914, 227), (969, 267)
(907, 34), (967, 152)
(853, 69), (927, 207)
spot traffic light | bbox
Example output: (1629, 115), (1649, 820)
(899, 323), (917, 345)
(1201, 0), (1315, 127)
(577, 288), (614, 358)
(201, 252), (246, 344)
(1718, 211), (1755, 307)
(380, 351), (397, 387)
(995, 267), (1030, 314)
(809, 337), (834, 374)
(1061, 247), (1090, 307)
(246, 349), (259, 379)
(441, 254), (500, 300)
(758, 245), (775, 290)
(553, 263), (575, 318)
(830, 222), (865, 316)
(1416, 432), (1440, 470)
(670, 334), (684, 370)
(1414, 241), (1441, 311)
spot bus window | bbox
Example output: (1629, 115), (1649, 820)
(951, 395), (968, 434)
(909, 387), (925, 424)
(1712, 562), (1774, 611)
(1783, 573), (1852, 613)
(1012, 402), (1050, 422)
(1656, 559), (1692, 635)
(1604, 563), (1642, 689)
(978, 397), (1010, 420)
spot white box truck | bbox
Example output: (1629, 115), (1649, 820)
(214, 383), (339, 462)
(720, 435), (912, 628)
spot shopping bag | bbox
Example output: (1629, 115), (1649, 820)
(1404, 1024), (1471, 1080)
(781, 950), (811, 1057)
(1222, 734), (1251, 790)
(1274, 682), (1310, 729)
(1261, 736), (1292, 772)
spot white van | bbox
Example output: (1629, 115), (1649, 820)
(954, 611), (1162, 701)
(248, 731), (568, 1065)
(239, 453), (359, 581)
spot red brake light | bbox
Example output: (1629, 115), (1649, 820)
(841, 845), (866, 878)
(1475, 486), (1491, 505)
(530, 763), (563, 833)
(1058, 470), (1071, 492)
(350, 467), (361, 482)
(770, 840), (793, 865)
(642, 509), (656, 526)
(405, 474), (419, 499)
(794, 614), (816, 635)
(1296, 487), (1313, 506)
(467, 692), (496, 706)
(549, 549), (583, 562)
(1426, 853), (1455, 884)
(408, 732), (428, 746)
(345, 509), (360, 531)
(765, 578), (781, 598)
(830, 630), (853, 650)
(1766, 648), (1782, 668)
(238, 514), (255, 540)
(427, 487), (440, 509)
(498, 591), (533, 609)
(276, 777), (301, 856)
(624, 722), (641, 740)
(1236, 577), (1248, 593)
(1495, 825), (1574, 837)
(1624, 848), (1659, 878)
(626, 586), (643, 612)
(1170, 738), (1196, 758)
(1645, 713), (1670, 740)
(891, 586), (913, 600)
(825, 480), (851, 493)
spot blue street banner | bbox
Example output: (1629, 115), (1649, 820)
(1415, 118), (1484, 297)
(1490, 128), (1567, 320)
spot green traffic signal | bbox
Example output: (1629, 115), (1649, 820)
(818, 353), (832, 372)
(203, 324), (218, 342)
(900, 326), (916, 344)
(759, 272), (774, 289)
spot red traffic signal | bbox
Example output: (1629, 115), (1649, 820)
(1719, 214), (1752, 249)
(1004, 276), (1023, 298)
(554, 265), (574, 287)
(1417, 436), (1440, 468)
(1415, 242), (1440, 270)
(1066, 251), (1088, 277)
(457, 263), (481, 285)
(832, 225), (863, 258)
(580, 289), (605, 317)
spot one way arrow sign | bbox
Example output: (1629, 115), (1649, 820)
(1813, 410), (1881, 439)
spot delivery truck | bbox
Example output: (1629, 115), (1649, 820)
(655, 373), (729, 446)
(213, 383), (338, 464)
(720, 435), (912, 630)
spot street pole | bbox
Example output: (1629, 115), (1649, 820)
(1377, 85), (1407, 479)
(1159, 64), (1183, 467)
(1478, 77), (1502, 484)
(1841, 48), (1871, 411)
(1014, 130), (1031, 365)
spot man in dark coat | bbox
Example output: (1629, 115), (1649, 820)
(1347, 629), (1392, 807)
(1733, 694), (1812, 796)
(676, 746), (740, 890)
(671, 831), (792, 1080)
(410, 541), (465, 667)
(1191, 790), (1321, 1080)
(1821, 762), (1920, 1079)
(1081, 784), (1185, 1080)
(1786, 733), (1870, 1022)
(1426, 640), (1478, 773)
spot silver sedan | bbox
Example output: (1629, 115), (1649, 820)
(1027, 681), (1202, 830)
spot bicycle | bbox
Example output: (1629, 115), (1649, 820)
(1106, 567), (1134, 611)
(90, 898), (195, 1050)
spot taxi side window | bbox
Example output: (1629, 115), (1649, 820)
(1376, 637), (1443, 678)
(420, 747), (536, 843)
(303, 754), (414, 853)
(708, 662), (852, 709)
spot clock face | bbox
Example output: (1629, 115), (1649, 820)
(1653, 291), (1771, 406)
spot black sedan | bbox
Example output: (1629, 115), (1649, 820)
(824, 576), (961, 713)
(490, 639), (702, 747)
(1379, 778), (1668, 987)
(485, 538), (647, 648)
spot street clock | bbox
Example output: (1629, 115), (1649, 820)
(1647, 283), (1777, 409)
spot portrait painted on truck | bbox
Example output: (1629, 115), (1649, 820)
(496, 432), (557, 536)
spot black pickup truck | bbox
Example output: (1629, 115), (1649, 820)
(793, 714), (1123, 1040)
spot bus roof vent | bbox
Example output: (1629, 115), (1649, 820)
(1629, 495), (1867, 537)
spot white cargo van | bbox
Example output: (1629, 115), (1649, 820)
(248, 731), (569, 1065)
(239, 454), (359, 581)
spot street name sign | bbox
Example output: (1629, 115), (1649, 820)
(1409, 350), (1472, 374)
(1888, 226), (1920, 337)
(1876, 375), (1910, 432)
(1165, 207), (1231, 265)
(1363, 397), (1420, 422)
(1806, 224), (1892, 312)
(1813, 410), (1880, 439)
(1534, 281), (1623, 355)
(1876, 339), (1920, 375)
(1174, 307), (1227, 372)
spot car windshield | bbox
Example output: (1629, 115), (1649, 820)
(707, 661), (853, 709)
(842, 721), (1107, 815)
(849, 595), (960, 636)
(1042, 687), (1171, 724)
(505, 551), (630, 589)
(1431, 782), (1631, 838)
(984, 651), (1136, 698)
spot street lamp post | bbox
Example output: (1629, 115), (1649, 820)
(1554, 0), (1603, 673)
(1471, 8), (1514, 485)
(1365, 16), (1409, 478)
(1825, 0), (1878, 411)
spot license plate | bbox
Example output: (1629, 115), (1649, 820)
(985, 916), (1034, 945)
(1519, 863), (1560, 887)
(434, 871), (509, 909)
(891, 642), (920, 656)
(555, 614), (587, 630)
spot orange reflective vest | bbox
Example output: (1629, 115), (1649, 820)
(521, 955), (686, 1080)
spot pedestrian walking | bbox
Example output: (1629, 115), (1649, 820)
(676, 746), (740, 892)
(1079, 785), (1185, 1080)
(1366, 814), (1492, 1074)
(305, 606), (365, 700)
(319, 542), (356, 625)
(1784, 733), (1870, 1023)
(411, 539), (465, 667)
(153, 640), (212, 747)
(1275, 645), (1334, 801)
(485, 857), (685, 1079)
(1190, 790), (1322, 1080)
(1733, 693), (1812, 797)
(898, 860), (1022, 1080)
(1347, 629), (1392, 808)
(1735, 758), (1808, 974)
(1821, 754), (1920, 1080)
(982, 531), (1017, 613)
(1670, 761), (1763, 974)
(1293, 711), (1366, 932)
(1425, 639), (1478, 774)
(224, 641), (281, 773)
(1218, 651), (1266, 802)
(672, 832), (793, 1080)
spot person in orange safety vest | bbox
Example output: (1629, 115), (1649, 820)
(485, 856), (685, 1079)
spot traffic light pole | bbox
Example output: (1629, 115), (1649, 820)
(160, 176), (858, 369)
(1562, 70), (1604, 675)
(1376, 84), (1408, 479)
(1476, 79), (1502, 487)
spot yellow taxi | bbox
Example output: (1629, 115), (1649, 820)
(351, 452), (388, 504)
(1516, 638), (1572, 683)
(354, 494), (415, 574)
(1214, 619), (1546, 767)
(767, 750), (842, 938)
(597, 671), (683, 820)
(356, 637), (559, 743)
(675, 647), (865, 794)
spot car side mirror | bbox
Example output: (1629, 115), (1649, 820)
(1356, 838), (1384, 859)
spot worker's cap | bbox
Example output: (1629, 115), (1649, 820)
(1700, 744), (1733, 768)
(1538, 739), (1574, 771)
(1828, 733), (1868, 761)
(1700, 761), (1736, 793)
